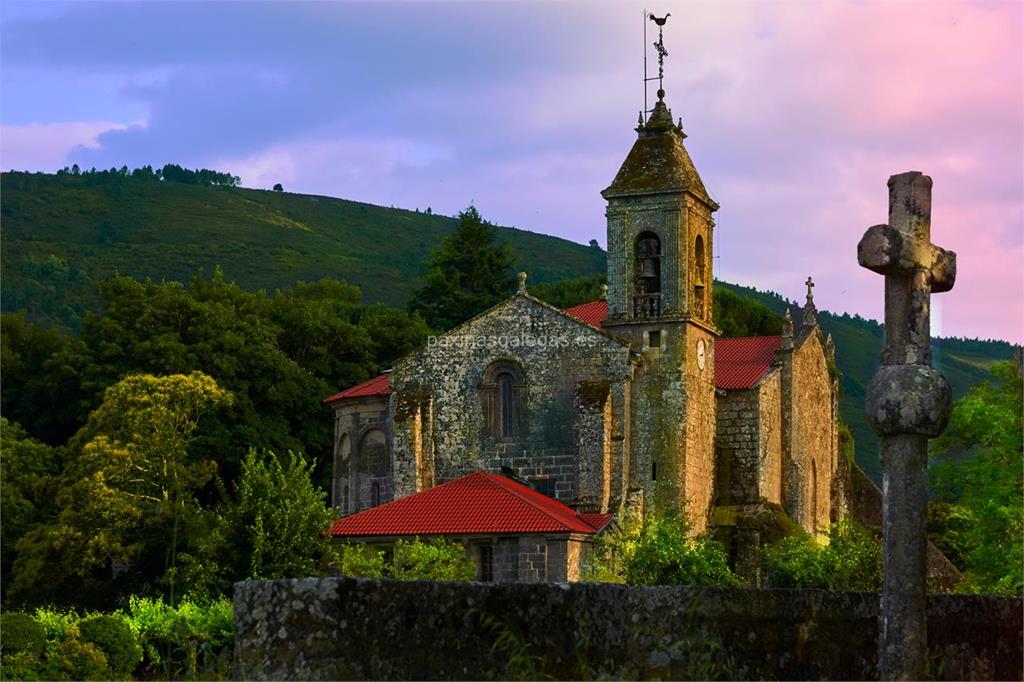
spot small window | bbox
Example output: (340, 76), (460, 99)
(342, 485), (349, 514)
(531, 478), (556, 498)
(652, 461), (658, 481)
(498, 372), (516, 438)
(382, 548), (394, 566)
(479, 545), (494, 582)
(371, 481), (381, 507)
(648, 330), (661, 348)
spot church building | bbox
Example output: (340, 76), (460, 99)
(324, 82), (846, 584)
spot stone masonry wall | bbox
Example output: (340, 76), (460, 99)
(390, 294), (634, 512)
(234, 577), (1023, 681)
(787, 332), (836, 532)
(331, 396), (392, 515)
(714, 371), (782, 507)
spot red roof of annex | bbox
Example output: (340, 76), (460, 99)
(324, 300), (782, 403)
(330, 471), (613, 537)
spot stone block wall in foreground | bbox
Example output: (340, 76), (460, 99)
(234, 577), (1022, 681)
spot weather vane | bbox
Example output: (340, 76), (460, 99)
(642, 11), (671, 118)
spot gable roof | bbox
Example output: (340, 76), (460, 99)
(564, 299), (609, 329)
(562, 299), (782, 391)
(330, 471), (613, 537)
(715, 336), (782, 390)
(322, 372), (391, 405)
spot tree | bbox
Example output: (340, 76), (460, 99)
(408, 206), (515, 331)
(10, 372), (231, 608)
(0, 421), (61, 599)
(929, 360), (1023, 594)
(272, 183), (283, 192)
(196, 449), (336, 593)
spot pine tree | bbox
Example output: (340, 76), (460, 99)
(409, 206), (515, 332)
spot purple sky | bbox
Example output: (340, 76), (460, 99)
(2, 1), (1021, 342)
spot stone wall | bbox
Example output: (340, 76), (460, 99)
(786, 330), (838, 533)
(234, 577), (1023, 681)
(715, 371), (783, 508)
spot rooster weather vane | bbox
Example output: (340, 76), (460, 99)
(642, 11), (672, 117)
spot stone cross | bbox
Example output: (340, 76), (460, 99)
(857, 171), (956, 681)
(805, 276), (814, 300)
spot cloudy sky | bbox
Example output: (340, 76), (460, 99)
(2, 1), (1021, 342)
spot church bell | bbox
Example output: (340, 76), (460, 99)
(638, 257), (659, 280)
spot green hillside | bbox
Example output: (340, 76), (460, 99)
(0, 172), (605, 330)
(1, 171), (1015, 481)
(716, 282), (1018, 481)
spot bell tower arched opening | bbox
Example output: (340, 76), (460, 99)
(634, 232), (662, 318)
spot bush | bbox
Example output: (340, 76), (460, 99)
(77, 614), (141, 678)
(0, 613), (46, 658)
(764, 518), (882, 591)
(339, 538), (476, 581)
(39, 635), (109, 681)
(391, 538), (476, 581)
(625, 512), (741, 587)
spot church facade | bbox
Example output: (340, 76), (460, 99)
(324, 89), (847, 583)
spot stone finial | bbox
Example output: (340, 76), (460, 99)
(801, 276), (817, 329)
(600, 283), (608, 300)
(517, 271), (528, 294)
(825, 333), (836, 361)
(781, 309), (794, 350)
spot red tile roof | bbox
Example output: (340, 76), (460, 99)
(564, 299), (608, 329)
(330, 471), (613, 537)
(715, 336), (781, 390)
(322, 372), (391, 405)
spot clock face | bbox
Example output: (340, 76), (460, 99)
(696, 339), (707, 371)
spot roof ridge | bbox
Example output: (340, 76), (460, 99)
(718, 334), (782, 342)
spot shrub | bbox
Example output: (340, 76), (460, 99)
(624, 512), (741, 587)
(77, 614), (141, 678)
(39, 636), (109, 681)
(0, 613), (46, 658)
(125, 596), (234, 680)
(340, 538), (476, 581)
(391, 539), (476, 581)
(764, 518), (882, 591)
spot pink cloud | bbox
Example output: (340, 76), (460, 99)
(0, 120), (138, 171)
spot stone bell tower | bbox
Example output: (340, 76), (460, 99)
(601, 76), (720, 527)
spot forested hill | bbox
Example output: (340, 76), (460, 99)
(0, 171), (605, 331)
(716, 281), (1018, 481)
(1, 170), (1015, 481)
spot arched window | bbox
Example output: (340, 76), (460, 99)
(498, 372), (516, 437)
(480, 362), (526, 438)
(634, 232), (661, 318)
(693, 234), (706, 318)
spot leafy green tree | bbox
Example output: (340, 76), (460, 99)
(196, 449), (335, 593)
(408, 206), (515, 331)
(929, 360), (1023, 594)
(531, 274), (607, 309)
(0, 420), (61, 600)
(10, 373), (230, 608)
(272, 183), (283, 192)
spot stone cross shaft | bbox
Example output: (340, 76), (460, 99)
(858, 171), (956, 681)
